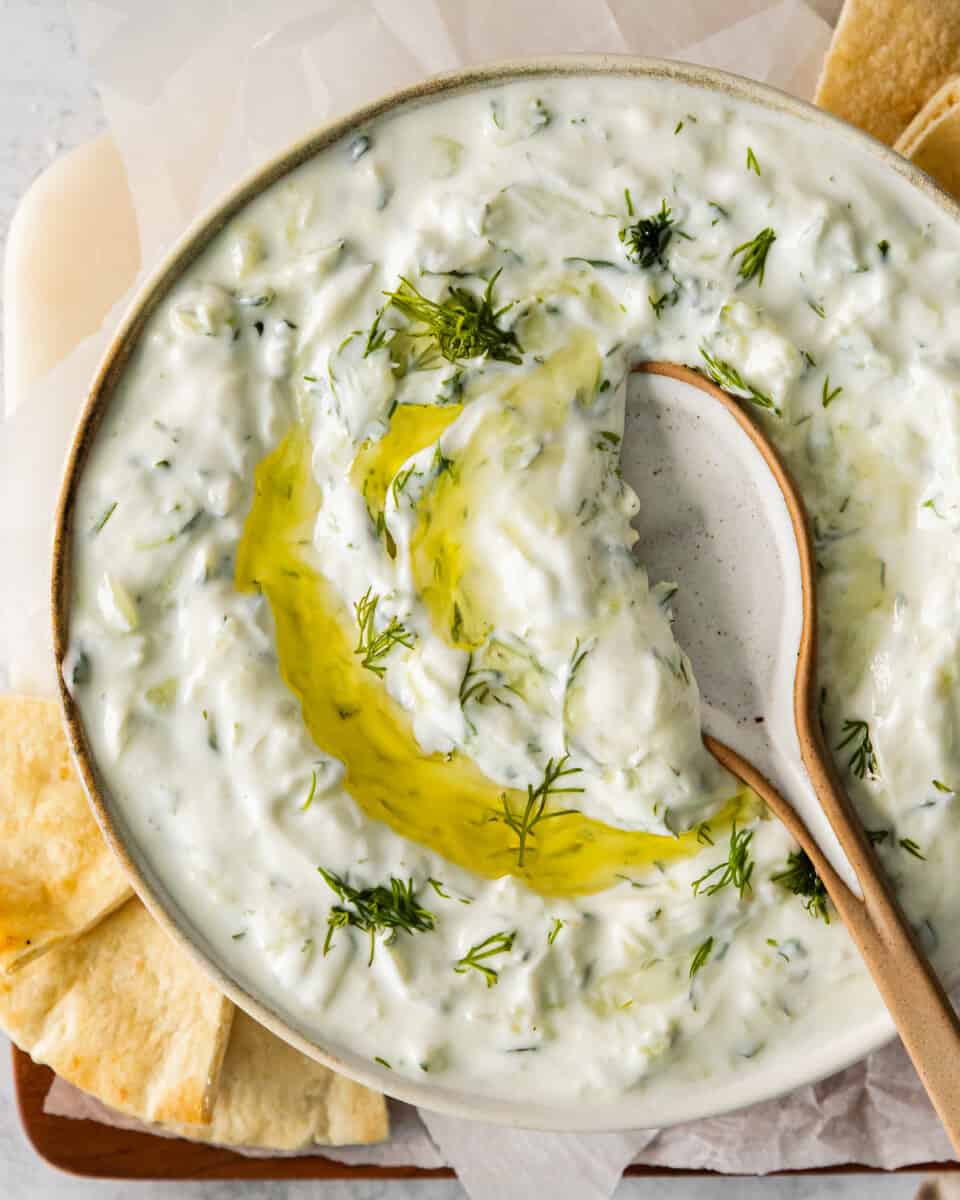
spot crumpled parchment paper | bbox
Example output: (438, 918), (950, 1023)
(5, 0), (954, 1194)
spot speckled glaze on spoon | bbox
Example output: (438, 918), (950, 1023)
(628, 362), (960, 1152)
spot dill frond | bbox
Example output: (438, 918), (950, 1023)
(692, 824), (755, 899)
(318, 869), (436, 964)
(690, 936), (714, 979)
(730, 227), (776, 286)
(699, 347), (779, 414)
(771, 849), (830, 922)
(836, 718), (878, 780)
(619, 199), (682, 269)
(383, 269), (522, 365)
(353, 588), (414, 677)
(454, 930), (516, 987)
(496, 755), (584, 866)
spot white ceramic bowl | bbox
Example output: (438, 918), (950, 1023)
(52, 56), (960, 1131)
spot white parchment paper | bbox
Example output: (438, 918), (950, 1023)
(7, 0), (955, 1193)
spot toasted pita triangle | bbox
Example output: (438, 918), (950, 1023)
(165, 1009), (388, 1149)
(0, 897), (233, 1124)
(815, 0), (960, 145)
(0, 695), (131, 972)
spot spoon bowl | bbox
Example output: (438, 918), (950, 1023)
(625, 362), (960, 1152)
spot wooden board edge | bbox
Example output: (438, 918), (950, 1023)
(11, 1046), (450, 1181)
(12, 1047), (956, 1178)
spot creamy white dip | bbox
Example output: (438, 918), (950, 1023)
(67, 74), (960, 1111)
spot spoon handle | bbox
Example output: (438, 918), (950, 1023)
(802, 736), (960, 1155)
(708, 734), (960, 1156)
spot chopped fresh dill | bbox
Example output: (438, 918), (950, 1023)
(619, 199), (682, 270)
(391, 464), (416, 506)
(530, 98), (552, 131)
(696, 821), (714, 846)
(232, 931), (245, 940)
(652, 646), (690, 685)
(836, 718), (878, 779)
(459, 652), (494, 708)
(649, 292), (669, 318)
(730, 227), (776, 286)
(624, 186), (635, 217)
(708, 200), (730, 222)
(563, 256), (620, 270)
(383, 269), (522, 365)
(432, 444), (455, 477)
(548, 917), (564, 945)
(649, 273), (681, 318)
(867, 828), (889, 845)
(496, 755), (584, 866)
(699, 347), (779, 414)
(350, 133), (372, 161)
(454, 930), (516, 987)
(933, 779), (957, 794)
(154, 459), (171, 469)
(318, 869), (436, 964)
(746, 146), (761, 175)
(299, 769), (318, 812)
(877, 239), (890, 259)
(923, 498), (945, 519)
(690, 936), (714, 979)
(692, 824), (754, 899)
(674, 119), (684, 135)
(771, 849), (830, 922)
(427, 877), (451, 898)
(567, 638), (591, 690)
(92, 501), (118, 534)
(899, 837), (926, 859)
(363, 306), (390, 357)
(821, 377), (843, 407)
(374, 1056), (392, 1069)
(808, 300), (826, 319)
(353, 588), (414, 677)
(71, 651), (91, 687)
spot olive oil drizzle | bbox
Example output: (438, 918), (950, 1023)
(236, 424), (711, 898)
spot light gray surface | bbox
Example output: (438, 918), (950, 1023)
(0, 0), (934, 1196)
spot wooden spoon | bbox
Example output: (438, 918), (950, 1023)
(636, 361), (960, 1152)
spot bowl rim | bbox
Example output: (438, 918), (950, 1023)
(50, 53), (960, 1133)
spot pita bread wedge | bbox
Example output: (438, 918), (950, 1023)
(895, 76), (960, 198)
(0, 897), (233, 1124)
(815, 0), (960, 145)
(0, 694), (131, 972)
(166, 1010), (388, 1149)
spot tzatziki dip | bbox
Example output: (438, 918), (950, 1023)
(66, 72), (960, 1111)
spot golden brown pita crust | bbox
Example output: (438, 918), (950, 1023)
(0, 695), (131, 972)
(0, 898), (233, 1124)
(896, 76), (960, 157)
(904, 115), (960, 199)
(815, 0), (960, 145)
(166, 1010), (389, 1149)
(895, 76), (960, 199)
